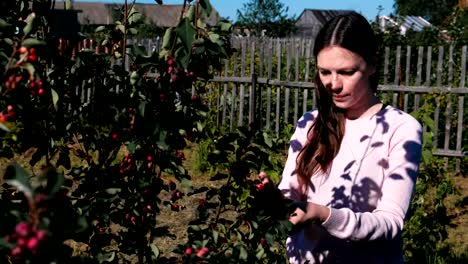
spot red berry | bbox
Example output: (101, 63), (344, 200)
(167, 58), (175, 66)
(199, 199), (205, 206)
(130, 216), (136, 223)
(112, 133), (118, 139)
(29, 48), (36, 55)
(28, 54), (37, 62)
(191, 95), (197, 100)
(26, 237), (39, 250)
(185, 247), (193, 255)
(196, 247), (209, 258)
(260, 237), (266, 246)
(11, 246), (22, 257)
(17, 237), (27, 247)
(168, 66), (174, 74)
(177, 151), (185, 160)
(160, 93), (166, 100)
(0, 114), (7, 122)
(146, 155), (152, 161)
(7, 105), (13, 112)
(19, 46), (28, 54)
(15, 222), (30, 237)
(37, 88), (44, 95)
(256, 183), (264, 191)
(146, 205), (152, 211)
(171, 204), (179, 211)
(35, 230), (47, 241)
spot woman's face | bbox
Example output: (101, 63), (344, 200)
(317, 46), (376, 117)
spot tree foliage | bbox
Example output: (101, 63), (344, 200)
(235, 0), (296, 37)
(394, 0), (458, 25)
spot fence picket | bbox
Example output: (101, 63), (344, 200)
(434, 46), (444, 149)
(414, 46), (424, 111)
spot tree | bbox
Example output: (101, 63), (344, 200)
(235, 0), (296, 37)
(394, 0), (458, 26)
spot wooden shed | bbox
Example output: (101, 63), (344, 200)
(295, 9), (353, 38)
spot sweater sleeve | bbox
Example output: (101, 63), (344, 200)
(278, 111), (316, 201)
(321, 117), (422, 241)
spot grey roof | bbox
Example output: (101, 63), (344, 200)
(401, 16), (432, 32)
(54, 1), (220, 27)
(294, 9), (354, 38)
(295, 9), (354, 27)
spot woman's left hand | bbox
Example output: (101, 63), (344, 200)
(289, 203), (331, 225)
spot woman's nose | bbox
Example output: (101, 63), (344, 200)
(328, 74), (342, 91)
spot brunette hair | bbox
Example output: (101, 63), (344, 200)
(296, 12), (379, 189)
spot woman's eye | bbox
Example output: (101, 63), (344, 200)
(319, 70), (330, 75)
(339, 70), (356, 76)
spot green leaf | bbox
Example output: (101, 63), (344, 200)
(128, 7), (144, 25)
(65, 0), (72, 10)
(175, 18), (196, 52)
(23, 62), (35, 77)
(105, 188), (121, 195)
(97, 251), (115, 262)
(218, 21), (232, 32)
(21, 38), (46, 48)
(199, 0), (213, 17)
(0, 122), (11, 132)
(4, 163), (33, 201)
(41, 168), (64, 196)
(0, 18), (11, 29)
(51, 89), (59, 111)
(208, 33), (220, 43)
(263, 132), (272, 148)
(255, 245), (265, 259)
(95, 25), (106, 33)
(213, 230), (219, 244)
(130, 71), (139, 85)
(23, 13), (36, 36)
(181, 178), (193, 193)
(162, 28), (174, 50)
(116, 24), (125, 34)
(239, 246), (248, 260)
(150, 244), (160, 258)
(186, 5), (195, 22)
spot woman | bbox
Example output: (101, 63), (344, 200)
(264, 12), (422, 263)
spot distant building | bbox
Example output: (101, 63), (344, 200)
(294, 9), (353, 38)
(378, 16), (432, 35)
(54, 1), (220, 27)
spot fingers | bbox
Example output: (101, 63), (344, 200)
(258, 171), (271, 185)
(289, 207), (306, 225)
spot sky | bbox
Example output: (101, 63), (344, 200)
(74, 0), (396, 21)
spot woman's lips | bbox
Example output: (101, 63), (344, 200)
(333, 95), (348, 102)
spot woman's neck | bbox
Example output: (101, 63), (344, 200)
(345, 95), (382, 120)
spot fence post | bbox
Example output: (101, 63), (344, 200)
(249, 73), (257, 132)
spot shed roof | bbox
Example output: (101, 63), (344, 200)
(295, 9), (354, 27)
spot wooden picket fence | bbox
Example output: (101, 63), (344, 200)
(207, 37), (468, 170)
(59, 37), (468, 169)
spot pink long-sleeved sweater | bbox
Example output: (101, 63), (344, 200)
(278, 105), (422, 264)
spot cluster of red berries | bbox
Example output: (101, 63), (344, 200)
(18, 47), (38, 62)
(185, 246), (209, 258)
(0, 105), (15, 122)
(28, 79), (45, 96)
(176, 150), (185, 160)
(7, 222), (48, 258)
(119, 152), (134, 174)
(4, 74), (23, 90)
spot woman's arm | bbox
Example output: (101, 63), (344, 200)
(293, 117), (423, 241)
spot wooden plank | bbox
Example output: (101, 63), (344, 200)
(276, 39), (282, 136)
(284, 40), (292, 124)
(259, 39), (265, 78)
(303, 39), (311, 114)
(238, 39), (247, 127)
(249, 41), (256, 126)
(443, 45), (454, 153)
(393, 46), (401, 106)
(455, 45), (466, 171)
(222, 59), (229, 127)
(404, 46), (411, 112)
(294, 41), (300, 126)
(433, 46), (444, 149)
(266, 40), (273, 130)
(414, 46), (424, 111)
